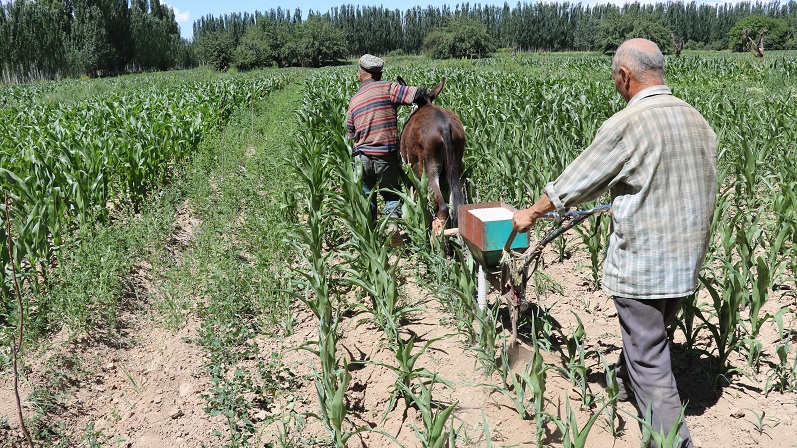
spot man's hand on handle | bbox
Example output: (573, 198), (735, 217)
(512, 194), (556, 233)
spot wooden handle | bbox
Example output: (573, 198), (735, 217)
(504, 229), (518, 252)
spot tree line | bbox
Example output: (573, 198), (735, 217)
(193, 1), (797, 69)
(2, 1), (797, 82)
(0, 0), (191, 83)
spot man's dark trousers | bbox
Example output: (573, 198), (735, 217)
(614, 296), (693, 448)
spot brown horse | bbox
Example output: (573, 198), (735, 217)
(397, 76), (466, 232)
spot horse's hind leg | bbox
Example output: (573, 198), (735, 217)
(425, 160), (446, 218)
(425, 160), (448, 234)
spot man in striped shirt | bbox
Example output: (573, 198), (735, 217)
(346, 54), (419, 238)
(513, 39), (716, 448)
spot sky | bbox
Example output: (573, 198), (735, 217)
(163, 0), (746, 41)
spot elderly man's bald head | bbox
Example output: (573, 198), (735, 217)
(612, 38), (665, 84)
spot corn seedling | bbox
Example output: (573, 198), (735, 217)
(573, 209), (608, 290)
(744, 408), (781, 437)
(436, 243), (479, 344)
(307, 359), (371, 447)
(399, 377), (458, 448)
(379, 334), (450, 416)
(696, 265), (744, 377)
(556, 312), (595, 407)
(624, 404), (687, 448)
(674, 294), (702, 354)
(496, 359), (537, 420)
(473, 302), (500, 374)
(397, 168), (434, 253)
(481, 412), (494, 447)
(547, 396), (609, 448)
(597, 353), (620, 437)
(528, 332), (549, 446)
(765, 308), (797, 394)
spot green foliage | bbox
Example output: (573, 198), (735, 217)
(5, 1), (797, 79)
(196, 30), (236, 71)
(0, 0), (186, 81)
(625, 404), (687, 448)
(233, 25), (277, 70)
(594, 11), (672, 54)
(423, 16), (496, 59)
(727, 15), (789, 52)
(288, 16), (347, 68)
(130, 4), (180, 71)
(548, 396), (610, 448)
(0, 70), (291, 356)
(398, 377), (457, 448)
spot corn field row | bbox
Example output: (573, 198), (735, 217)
(0, 71), (290, 334)
(291, 53), (796, 446)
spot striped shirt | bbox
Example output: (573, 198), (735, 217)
(544, 85), (717, 299)
(346, 79), (418, 156)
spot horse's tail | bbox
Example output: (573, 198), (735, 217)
(444, 121), (466, 228)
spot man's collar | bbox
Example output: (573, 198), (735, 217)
(627, 85), (672, 107)
(359, 78), (376, 88)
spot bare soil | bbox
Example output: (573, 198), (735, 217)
(2, 227), (796, 447)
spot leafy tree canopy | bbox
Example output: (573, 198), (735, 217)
(422, 16), (496, 59)
(594, 12), (671, 55)
(727, 15), (789, 52)
(291, 15), (347, 68)
(196, 30), (235, 71)
(233, 24), (277, 70)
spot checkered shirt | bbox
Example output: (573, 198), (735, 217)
(544, 85), (717, 299)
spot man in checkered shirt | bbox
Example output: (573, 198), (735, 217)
(513, 38), (716, 448)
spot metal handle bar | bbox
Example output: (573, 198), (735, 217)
(503, 204), (611, 253)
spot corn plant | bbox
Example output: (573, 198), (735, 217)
(696, 267), (743, 378)
(624, 404), (687, 448)
(765, 308), (797, 394)
(480, 413), (493, 447)
(396, 168), (434, 254)
(378, 333), (449, 416)
(573, 209), (609, 290)
(556, 312), (595, 407)
(695, 209), (751, 376)
(473, 302), (500, 374)
(547, 396), (609, 448)
(674, 294), (701, 354)
(496, 359), (537, 421)
(528, 331), (549, 446)
(437, 244), (479, 344)
(744, 408), (781, 436)
(1, 72), (289, 337)
(307, 359), (370, 447)
(398, 377), (457, 448)
(597, 353), (620, 438)
(493, 334), (549, 435)
(290, 116), (356, 447)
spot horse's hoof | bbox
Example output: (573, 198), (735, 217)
(432, 218), (445, 235)
(507, 335), (518, 349)
(389, 231), (404, 248)
(387, 223), (404, 248)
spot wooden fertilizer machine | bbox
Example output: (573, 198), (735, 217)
(456, 202), (529, 346)
(452, 201), (611, 348)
